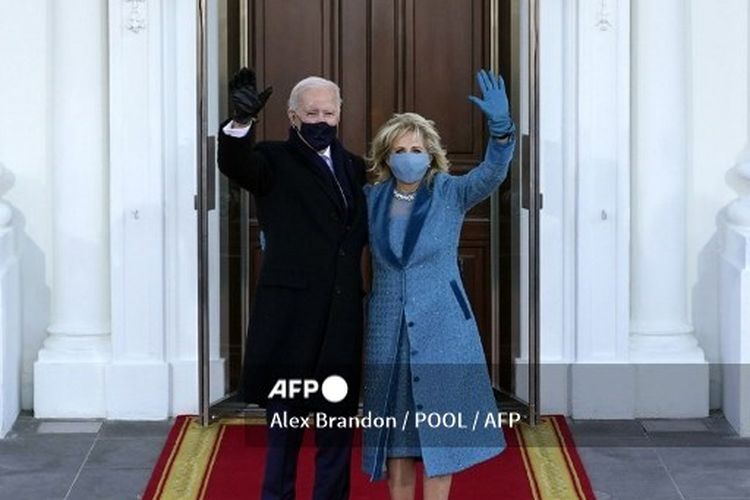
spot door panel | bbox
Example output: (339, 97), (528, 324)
(411, 0), (484, 160)
(250, 0), (487, 161)
(247, 0), (499, 357)
(251, 1), (329, 140)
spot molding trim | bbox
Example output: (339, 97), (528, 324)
(575, 0), (631, 362)
(595, 0), (614, 31)
(125, 0), (147, 34)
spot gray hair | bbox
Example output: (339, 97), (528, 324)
(287, 76), (342, 111)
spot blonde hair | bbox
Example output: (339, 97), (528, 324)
(366, 112), (450, 185)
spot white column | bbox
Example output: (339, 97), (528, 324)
(34, 0), (111, 417)
(720, 2), (750, 438)
(630, 0), (708, 416)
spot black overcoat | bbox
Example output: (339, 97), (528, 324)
(216, 120), (368, 416)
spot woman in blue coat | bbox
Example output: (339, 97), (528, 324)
(361, 69), (516, 499)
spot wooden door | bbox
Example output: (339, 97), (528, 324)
(235, 0), (513, 383)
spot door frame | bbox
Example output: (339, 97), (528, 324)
(196, 0), (542, 426)
(525, 0), (541, 426)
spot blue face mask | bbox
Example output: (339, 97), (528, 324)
(388, 152), (430, 184)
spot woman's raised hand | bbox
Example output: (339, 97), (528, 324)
(468, 69), (514, 137)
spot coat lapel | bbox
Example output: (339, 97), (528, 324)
(286, 128), (346, 215)
(401, 181), (432, 264)
(371, 178), (401, 269)
(371, 177), (432, 268)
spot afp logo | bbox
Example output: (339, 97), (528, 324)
(268, 375), (348, 403)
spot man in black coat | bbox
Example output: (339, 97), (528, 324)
(217, 68), (367, 500)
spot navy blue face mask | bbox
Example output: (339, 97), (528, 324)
(295, 121), (338, 151)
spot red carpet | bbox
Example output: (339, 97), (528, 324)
(143, 415), (595, 499)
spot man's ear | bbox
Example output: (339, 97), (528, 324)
(288, 110), (298, 128)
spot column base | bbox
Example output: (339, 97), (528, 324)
(33, 360), (107, 418)
(628, 328), (709, 417)
(633, 362), (709, 417)
(105, 362), (170, 419)
(568, 362), (708, 419)
(571, 363), (635, 418)
(722, 363), (750, 437)
(720, 221), (750, 437)
(630, 326), (706, 363)
(33, 331), (111, 418)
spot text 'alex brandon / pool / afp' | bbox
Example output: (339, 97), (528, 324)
(269, 411), (523, 431)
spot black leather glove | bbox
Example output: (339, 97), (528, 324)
(229, 67), (273, 124)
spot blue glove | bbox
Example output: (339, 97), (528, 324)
(468, 69), (514, 137)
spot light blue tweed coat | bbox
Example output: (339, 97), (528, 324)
(361, 136), (516, 481)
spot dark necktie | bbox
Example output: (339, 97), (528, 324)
(322, 154), (348, 208)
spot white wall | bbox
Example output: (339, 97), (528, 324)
(0, 0), (53, 412)
(544, 0), (746, 418)
(0, 0), (221, 419)
(687, 0), (749, 409)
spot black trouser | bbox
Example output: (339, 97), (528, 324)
(261, 400), (353, 500)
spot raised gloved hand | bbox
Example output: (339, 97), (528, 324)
(468, 69), (514, 137)
(229, 67), (273, 124)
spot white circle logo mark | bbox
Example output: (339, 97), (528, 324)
(321, 375), (348, 403)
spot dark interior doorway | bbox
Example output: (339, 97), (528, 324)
(220, 0), (518, 406)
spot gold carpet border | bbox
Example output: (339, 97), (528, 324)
(550, 416), (588, 498)
(152, 416), (190, 499)
(517, 416), (585, 500)
(515, 425), (541, 500)
(197, 425), (227, 500)
(219, 416), (267, 426)
(155, 418), (222, 500)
